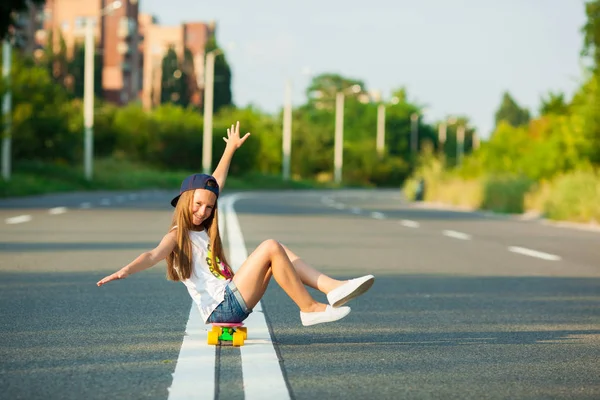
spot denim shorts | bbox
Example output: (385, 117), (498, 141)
(206, 280), (252, 323)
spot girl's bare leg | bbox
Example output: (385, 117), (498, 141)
(232, 239), (327, 312)
(279, 243), (346, 294)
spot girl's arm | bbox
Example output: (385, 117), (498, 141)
(212, 121), (250, 191)
(96, 231), (177, 286)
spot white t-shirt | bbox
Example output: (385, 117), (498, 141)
(173, 228), (232, 323)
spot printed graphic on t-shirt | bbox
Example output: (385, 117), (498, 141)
(206, 243), (233, 280)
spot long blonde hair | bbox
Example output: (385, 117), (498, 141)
(166, 190), (232, 281)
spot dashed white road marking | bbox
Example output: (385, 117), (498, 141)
(371, 212), (386, 220)
(128, 194), (138, 200)
(48, 207), (67, 215)
(508, 246), (561, 261)
(80, 202), (92, 209)
(400, 220), (420, 228)
(350, 207), (361, 214)
(5, 215), (32, 224)
(99, 199), (111, 206)
(442, 230), (472, 240)
(334, 203), (346, 210)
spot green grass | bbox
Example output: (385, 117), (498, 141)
(0, 158), (333, 198)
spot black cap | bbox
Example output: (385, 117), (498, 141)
(171, 173), (219, 207)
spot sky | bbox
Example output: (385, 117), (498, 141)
(141, 0), (587, 139)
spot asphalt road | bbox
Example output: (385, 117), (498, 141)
(0, 189), (599, 399)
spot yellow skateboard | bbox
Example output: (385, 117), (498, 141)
(207, 322), (247, 347)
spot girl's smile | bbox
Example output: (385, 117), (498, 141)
(191, 189), (216, 226)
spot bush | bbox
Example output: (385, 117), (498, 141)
(480, 175), (534, 213)
(527, 168), (600, 223)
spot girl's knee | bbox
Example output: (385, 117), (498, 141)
(259, 239), (283, 256)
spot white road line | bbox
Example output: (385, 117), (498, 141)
(508, 246), (561, 261)
(168, 197), (231, 399)
(334, 203), (346, 210)
(400, 220), (420, 228)
(128, 194), (138, 200)
(5, 215), (32, 224)
(226, 194), (290, 400)
(167, 305), (215, 399)
(371, 212), (386, 220)
(350, 207), (361, 214)
(168, 195), (290, 400)
(80, 202), (92, 209)
(100, 199), (111, 206)
(442, 230), (472, 240)
(48, 207), (67, 215)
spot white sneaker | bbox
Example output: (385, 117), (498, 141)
(300, 305), (351, 326)
(327, 274), (375, 307)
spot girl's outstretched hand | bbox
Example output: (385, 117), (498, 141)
(97, 270), (129, 287)
(224, 121), (250, 150)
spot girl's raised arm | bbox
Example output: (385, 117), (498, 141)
(212, 121), (250, 191)
(97, 231), (177, 286)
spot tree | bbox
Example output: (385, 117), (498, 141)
(160, 46), (188, 107)
(66, 41), (103, 99)
(204, 36), (233, 113)
(182, 47), (200, 108)
(1, 0), (45, 40)
(539, 91), (569, 116)
(305, 73), (365, 110)
(494, 91), (530, 128)
(582, 0), (600, 72)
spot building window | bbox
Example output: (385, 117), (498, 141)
(74, 17), (86, 30)
(119, 17), (129, 36)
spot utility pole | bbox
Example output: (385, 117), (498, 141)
(376, 103), (385, 157)
(2, 39), (12, 181)
(334, 92), (344, 185)
(282, 79), (292, 181)
(410, 113), (419, 155)
(457, 125), (465, 166)
(438, 122), (446, 157)
(83, 17), (95, 180)
(202, 50), (218, 174)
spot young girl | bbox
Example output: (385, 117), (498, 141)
(97, 122), (375, 326)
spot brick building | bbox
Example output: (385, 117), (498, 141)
(140, 18), (214, 109)
(15, 0), (213, 109)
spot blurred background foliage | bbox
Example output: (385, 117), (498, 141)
(1, 1), (599, 225)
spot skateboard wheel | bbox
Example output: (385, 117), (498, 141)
(211, 326), (221, 334)
(238, 327), (247, 340)
(232, 332), (245, 347)
(207, 331), (219, 345)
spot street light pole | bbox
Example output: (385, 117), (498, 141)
(282, 79), (292, 181)
(334, 91), (344, 185)
(83, 16), (95, 181)
(410, 113), (419, 155)
(2, 38), (12, 181)
(457, 124), (465, 166)
(83, 1), (121, 181)
(202, 49), (220, 174)
(438, 122), (446, 157)
(332, 84), (361, 185)
(376, 103), (385, 157)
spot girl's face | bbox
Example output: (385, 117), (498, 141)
(190, 189), (217, 226)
